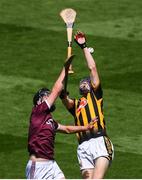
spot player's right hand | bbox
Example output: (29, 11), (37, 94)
(59, 89), (69, 99)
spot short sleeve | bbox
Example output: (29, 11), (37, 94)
(53, 120), (59, 130)
(33, 101), (50, 114)
(92, 84), (103, 100)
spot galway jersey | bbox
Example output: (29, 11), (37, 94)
(69, 84), (107, 144)
(28, 101), (58, 160)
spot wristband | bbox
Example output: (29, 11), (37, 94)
(80, 43), (87, 49)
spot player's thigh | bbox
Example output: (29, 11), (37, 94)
(25, 160), (33, 178)
(32, 161), (53, 179)
(25, 160), (64, 179)
(53, 161), (65, 179)
(77, 141), (94, 170)
(93, 156), (109, 179)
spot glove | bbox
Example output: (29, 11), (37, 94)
(74, 31), (87, 49)
(59, 90), (69, 99)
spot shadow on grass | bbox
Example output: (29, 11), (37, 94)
(0, 22), (34, 33)
(102, 71), (142, 93)
(0, 133), (27, 153)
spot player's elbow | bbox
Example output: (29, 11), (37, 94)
(95, 79), (100, 88)
(89, 64), (96, 72)
(92, 77), (100, 90)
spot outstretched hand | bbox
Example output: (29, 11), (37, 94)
(74, 31), (87, 49)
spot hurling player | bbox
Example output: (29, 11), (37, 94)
(60, 31), (114, 179)
(26, 60), (97, 179)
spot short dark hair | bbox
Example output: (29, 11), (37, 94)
(33, 88), (50, 106)
(79, 77), (91, 85)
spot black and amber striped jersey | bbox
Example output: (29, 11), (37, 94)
(69, 83), (107, 144)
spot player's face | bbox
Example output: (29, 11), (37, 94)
(37, 97), (42, 105)
(36, 95), (49, 105)
(79, 81), (91, 95)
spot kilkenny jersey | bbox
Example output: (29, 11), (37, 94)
(69, 84), (107, 144)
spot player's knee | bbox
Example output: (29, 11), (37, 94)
(81, 169), (92, 179)
(93, 157), (109, 179)
(93, 172), (104, 179)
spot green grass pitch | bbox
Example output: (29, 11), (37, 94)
(0, 0), (142, 178)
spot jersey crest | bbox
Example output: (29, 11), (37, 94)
(77, 98), (88, 113)
(46, 118), (55, 129)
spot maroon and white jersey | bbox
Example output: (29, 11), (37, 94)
(28, 101), (58, 160)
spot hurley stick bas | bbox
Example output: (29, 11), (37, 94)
(60, 8), (77, 74)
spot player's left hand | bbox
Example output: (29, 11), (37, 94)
(87, 116), (98, 130)
(74, 31), (87, 49)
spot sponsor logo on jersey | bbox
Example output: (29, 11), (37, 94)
(77, 99), (88, 113)
(46, 119), (54, 129)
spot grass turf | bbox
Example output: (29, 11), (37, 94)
(0, 0), (142, 178)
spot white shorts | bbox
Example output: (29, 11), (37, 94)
(77, 136), (114, 170)
(26, 160), (65, 179)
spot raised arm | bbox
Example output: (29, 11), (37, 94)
(59, 90), (74, 110)
(74, 31), (100, 89)
(46, 58), (73, 107)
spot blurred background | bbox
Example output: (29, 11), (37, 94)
(0, 0), (142, 178)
